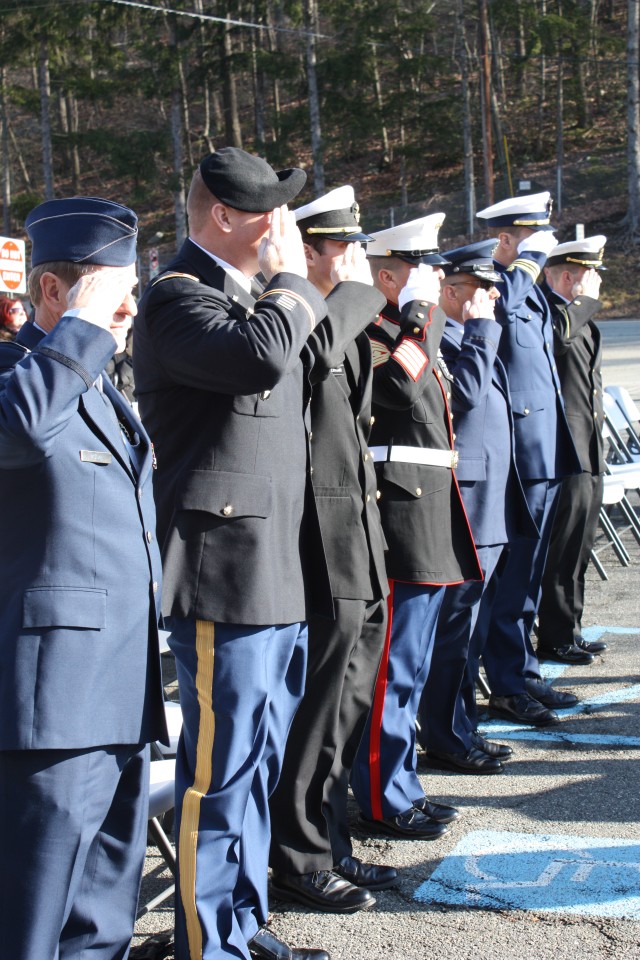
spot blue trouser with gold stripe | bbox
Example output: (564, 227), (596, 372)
(167, 617), (308, 960)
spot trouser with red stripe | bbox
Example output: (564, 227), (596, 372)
(350, 581), (445, 820)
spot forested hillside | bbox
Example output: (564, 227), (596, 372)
(0, 0), (637, 313)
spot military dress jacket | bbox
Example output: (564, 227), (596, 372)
(366, 299), (481, 586)
(492, 252), (581, 482)
(0, 317), (167, 751)
(539, 280), (604, 475)
(306, 281), (388, 602)
(133, 238), (331, 627)
(440, 317), (538, 548)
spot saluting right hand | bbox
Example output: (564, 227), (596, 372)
(258, 205), (308, 281)
(462, 287), (496, 321)
(66, 266), (138, 332)
(571, 267), (602, 300)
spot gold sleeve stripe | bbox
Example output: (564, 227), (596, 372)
(179, 619), (216, 960)
(509, 258), (541, 282)
(256, 287), (317, 332)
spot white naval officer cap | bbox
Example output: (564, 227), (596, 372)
(476, 191), (553, 229)
(546, 234), (607, 270)
(294, 185), (371, 242)
(365, 212), (449, 265)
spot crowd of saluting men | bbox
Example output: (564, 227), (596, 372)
(0, 146), (613, 960)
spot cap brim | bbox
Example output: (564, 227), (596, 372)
(399, 252), (450, 266)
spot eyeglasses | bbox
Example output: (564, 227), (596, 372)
(8, 306), (25, 314)
(447, 278), (495, 292)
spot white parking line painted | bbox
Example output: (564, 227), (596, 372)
(414, 831), (640, 919)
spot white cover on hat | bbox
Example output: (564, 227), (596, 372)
(366, 213), (445, 257)
(477, 191), (550, 221)
(549, 234), (607, 261)
(294, 185), (355, 221)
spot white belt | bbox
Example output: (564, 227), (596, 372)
(369, 445), (459, 469)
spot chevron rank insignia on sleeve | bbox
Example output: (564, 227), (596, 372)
(370, 339), (391, 368)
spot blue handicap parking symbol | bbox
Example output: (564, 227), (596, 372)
(414, 830), (640, 919)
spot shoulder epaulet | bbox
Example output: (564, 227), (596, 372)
(150, 271), (200, 287)
(0, 339), (30, 372)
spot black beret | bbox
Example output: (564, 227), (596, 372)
(199, 147), (307, 212)
(25, 197), (138, 267)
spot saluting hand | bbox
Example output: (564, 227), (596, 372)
(66, 265), (137, 353)
(258, 205), (308, 281)
(571, 267), (602, 301)
(329, 242), (373, 287)
(397, 263), (442, 310)
(462, 287), (495, 322)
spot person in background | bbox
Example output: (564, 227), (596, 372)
(0, 297), (28, 340)
(536, 235), (609, 664)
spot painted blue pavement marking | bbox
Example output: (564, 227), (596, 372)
(414, 830), (640, 919)
(475, 730), (640, 748)
(581, 625), (640, 643)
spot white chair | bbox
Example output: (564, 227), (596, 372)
(605, 385), (640, 454)
(137, 759), (177, 919)
(590, 480), (630, 579)
(603, 393), (640, 464)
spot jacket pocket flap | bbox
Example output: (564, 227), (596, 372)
(509, 390), (547, 416)
(23, 587), (107, 629)
(178, 469), (273, 519)
(381, 461), (447, 497)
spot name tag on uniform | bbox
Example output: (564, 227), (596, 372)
(80, 450), (112, 465)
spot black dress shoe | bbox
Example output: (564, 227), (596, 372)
(576, 635), (608, 653)
(525, 677), (579, 708)
(412, 795), (461, 823)
(248, 925), (330, 960)
(425, 746), (503, 774)
(537, 643), (594, 665)
(488, 692), (558, 726)
(334, 855), (397, 890)
(471, 731), (513, 759)
(270, 870), (375, 913)
(359, 807), (448, 840)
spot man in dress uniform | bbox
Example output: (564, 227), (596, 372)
(536, 236), (608, 664)
(475, 192), (582, 724)
(418, 240), (537, 774)
(0, 197), (168, 960)
(133, 148), (330, 960)
(269, 186), (395, 913)
(350, 215), (482, 838)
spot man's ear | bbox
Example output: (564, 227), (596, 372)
(210, 202), (232, 233)
(303, 242), (316, 268)
(39, 272), (67, 311)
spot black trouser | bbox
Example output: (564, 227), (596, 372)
(269, 597), (387, 874)
(537, 471), (604, 649)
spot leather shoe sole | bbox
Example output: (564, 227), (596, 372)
(249, 926), (330, 960)
(525, 678), (579, 708)
(471, 732), (513, 759)
(412, 795), (461, 823)
(537, 644), (594, 665)
(488, 693), (558, 726)
(425, 746), (503, 775)
(270, 870), (375, 914)
(334, 855), (397, 890)
(359, 808), (448, 840)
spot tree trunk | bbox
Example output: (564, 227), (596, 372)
(38, 34), (54, 200)
(458, 0), (476, 235)
(68, 94), (81, 194)
(627, 0), (640, 237)
(304, 0), (324, 194)
(168, 15), (187, 246)
(371, 43), (391, 167)
(479, 0), (494, 204)
(221, 12), (243, 148)
(1, 64), (11, 235)
(251, 11), (266, 154)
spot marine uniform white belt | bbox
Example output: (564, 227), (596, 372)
(369, 445), (459, 468)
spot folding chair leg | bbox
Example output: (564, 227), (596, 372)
(618, 495), (640, 544)
(600, 510), (631, 565)
(589, 549), (608, 581)
(476, 673), (491, 699)
(147, 817), (177, 875)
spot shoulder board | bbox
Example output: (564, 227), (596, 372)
(150, 271), (200, 287)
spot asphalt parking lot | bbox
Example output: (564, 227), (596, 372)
(132, 319), (640, 960)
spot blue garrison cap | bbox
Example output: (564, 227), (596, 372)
(441, 239), (501, 283)
(25, 197), (138, 267)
